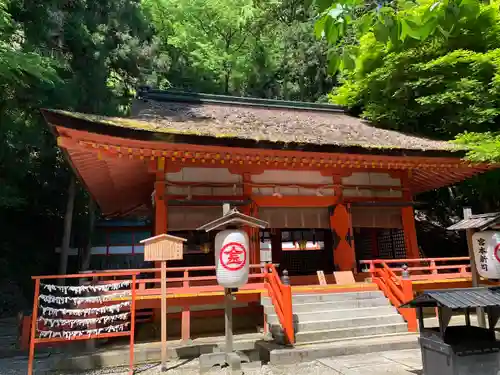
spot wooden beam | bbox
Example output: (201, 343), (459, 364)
(58, 176), (76, 285)
(252, 195), (338, 207)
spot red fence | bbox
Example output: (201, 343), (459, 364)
(361, 257), (471, 281)
(264, 264), (294, 344)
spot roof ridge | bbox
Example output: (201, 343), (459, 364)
(136, 87), (345, 113)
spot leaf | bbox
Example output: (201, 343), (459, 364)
(327, 52), (340, 74)
(315, 0), (334, 12)
(373, 22), (390, 42)
(314, 15), (327, 39)
(459, 0), (480, 19)
(340, 48), (356, 70)
(358, 13), (374, 34)
(324, 17), (339, 44)
(399, 19), (423, 41)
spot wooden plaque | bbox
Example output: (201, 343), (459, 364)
(140, 234), (186, 261)
(317, 270), (327, 285)
(334, 271), (356, 285)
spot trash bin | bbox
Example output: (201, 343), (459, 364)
(400, 287), (500, 375)
(419, 326), (500, 375)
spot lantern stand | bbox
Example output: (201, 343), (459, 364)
(197, 203), (268, 375)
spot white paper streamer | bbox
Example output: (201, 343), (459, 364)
(38, 312), (130, 328)
(39, 291), (131, 306)
(38, 322), (130, 339)
(41, 281), (131, 295)
(39, 301), (131, 317)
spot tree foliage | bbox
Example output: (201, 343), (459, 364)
(314, 0), (500, 221)
(144, 0), (335, 100)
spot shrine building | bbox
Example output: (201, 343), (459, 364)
(38, 89), (498, 342)
(43, 89), (493, 282)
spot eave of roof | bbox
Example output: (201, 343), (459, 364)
(401, 287), (500, 309)
(447, 212), (500, 231)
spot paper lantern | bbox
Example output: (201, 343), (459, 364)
(215, 230), (249, 288)
(472, 231), (500, 279)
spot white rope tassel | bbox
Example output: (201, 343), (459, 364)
(41, 281), (132, 295)
(38, 312), (130, 328)
(37, 322), (130, 339)
(39, 291), (131, 306)
(39, 301), (131, 317)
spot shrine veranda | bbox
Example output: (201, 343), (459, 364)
(40, 89), (495, 341)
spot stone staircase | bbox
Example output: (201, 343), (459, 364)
(260, 290), (418, 363)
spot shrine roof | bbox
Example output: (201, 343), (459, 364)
(42, 89), (461, 155)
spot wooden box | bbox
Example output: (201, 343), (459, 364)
(140, 234), (186, 261)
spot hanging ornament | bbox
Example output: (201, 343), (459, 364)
(41, 281), (131, 295)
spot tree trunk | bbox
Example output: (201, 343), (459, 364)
(80, 196), (96, 272)
(58, 176), (76, 285)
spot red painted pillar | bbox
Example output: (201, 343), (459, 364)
(330, 204), (356, 271)
(401, 206), (419, 259)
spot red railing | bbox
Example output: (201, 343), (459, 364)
(361, 257), (471, 281)
(264, 264), (294, 345)
(95, 264), (267, 294)
(366, 262), (417, 332)
(28, 271), (138, 375)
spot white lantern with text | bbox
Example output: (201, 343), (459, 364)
(471, 231), (500, 279)
(215, 230), (250, 288)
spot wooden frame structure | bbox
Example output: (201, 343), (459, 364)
(28, 271), (138, 375)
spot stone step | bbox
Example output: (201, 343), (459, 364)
(294, 322), (408, 344)
(258, 333), (419, 365)
(264, 298), (390, 314)
(271, 314), (404, 333)
(261, 291), (385, 306)
(266, 306), (399, 324)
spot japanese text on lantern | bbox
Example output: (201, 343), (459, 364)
(220, 242), (247, 271)
(477, 237), (488, 271)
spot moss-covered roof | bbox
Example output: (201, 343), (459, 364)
(47, 90), (461, 152)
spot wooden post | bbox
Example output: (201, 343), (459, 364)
(58, 176), (76, 284)
(141, 233), (185, 373)
(464, 207), (486, 327)
(80, 196), (96, 272)
(161, 260), (167, 371)
(27, 279), (40, 375)
(129, 274), (137, 375)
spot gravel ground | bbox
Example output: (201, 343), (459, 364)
(0, 349), (423, 375)
(0, 356), (333, 375)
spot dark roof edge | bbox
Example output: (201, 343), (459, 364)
(136, 87), (345, 113)
(41, 108), (467, 159)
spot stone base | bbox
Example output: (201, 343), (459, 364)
(199, 352), (246, 375)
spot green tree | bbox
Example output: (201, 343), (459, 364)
(0, 0), (163, 314)
(313, 0), (500, 221)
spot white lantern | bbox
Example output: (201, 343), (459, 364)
(472, 231), (500, 279)
(215, 230), (250, 288)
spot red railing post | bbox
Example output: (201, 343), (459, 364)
(129, 274), (136, 375)
(401, 265), (417, 332)
(181, 270), (191, 342)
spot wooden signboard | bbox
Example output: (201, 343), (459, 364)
(334, 271), (356, 285)
(317, 270), (327, 285)
(141, 234), (185, 261)
(140, 233), (186, 371)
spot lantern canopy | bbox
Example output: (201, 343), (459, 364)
(198, 206), (268, 288)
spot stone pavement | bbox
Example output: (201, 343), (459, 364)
(0, 349), (423, 375)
